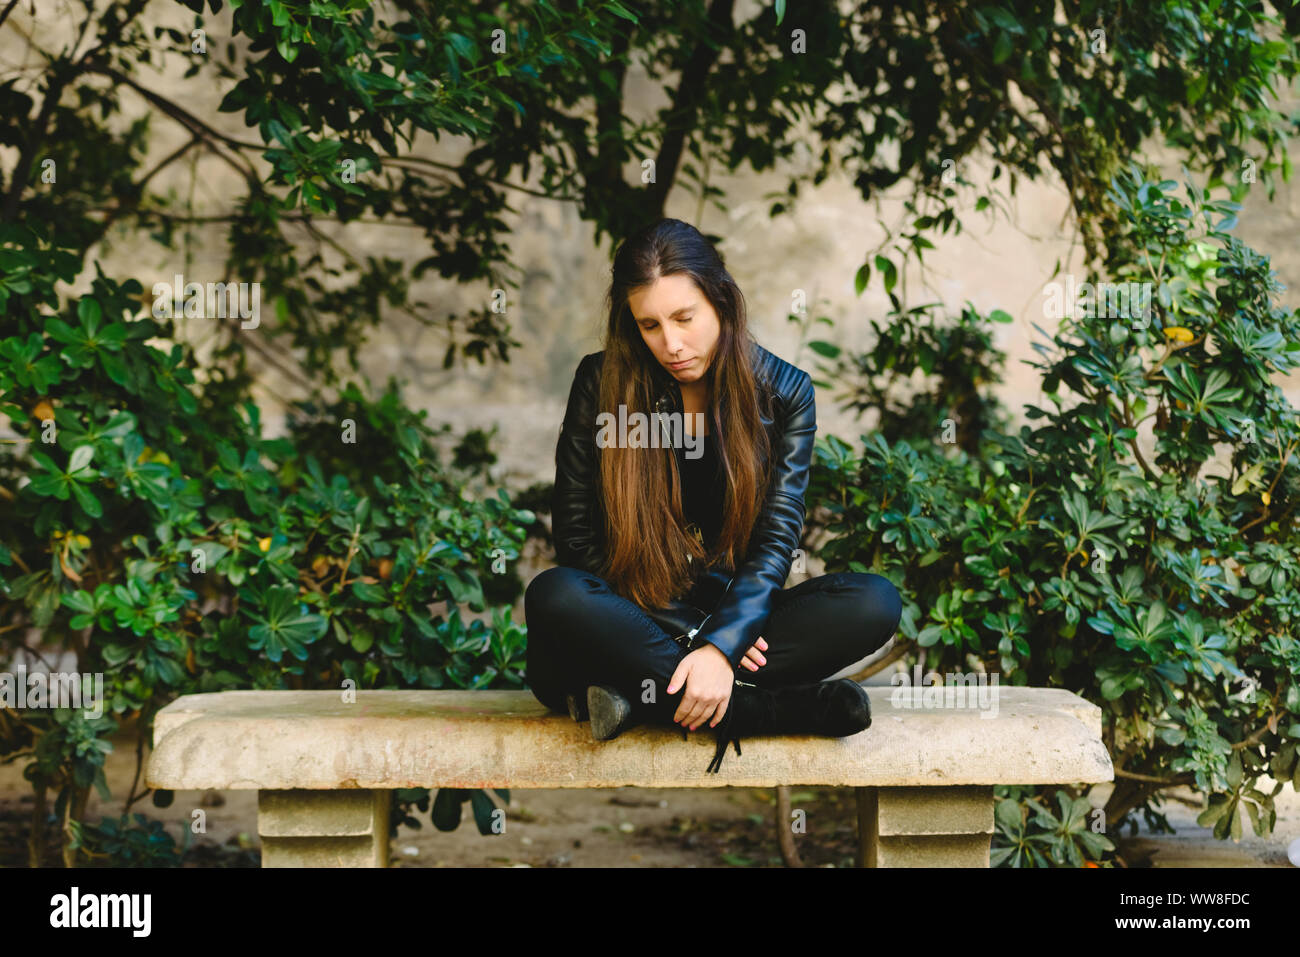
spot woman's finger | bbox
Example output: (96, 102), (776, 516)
(675, 671), (706, 723)
(682, 689), (715, 728)
(666, 660), (690, 697)
(688, 699), (718, 730)
(673, 688), (695, 723)
(681, 696), (709, 728)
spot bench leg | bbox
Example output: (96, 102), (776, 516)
(856, 786), (994, 867)
(257, 789), (391, 867)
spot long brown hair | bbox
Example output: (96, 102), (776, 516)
(596, 218), (773, 610)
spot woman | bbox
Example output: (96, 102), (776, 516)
(525, 218), (903, 773)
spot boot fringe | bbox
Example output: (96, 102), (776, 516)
(705, 702), (744, 773)
(706, 731), (742, 773)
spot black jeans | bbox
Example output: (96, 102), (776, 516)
(524, 565), (903, 728)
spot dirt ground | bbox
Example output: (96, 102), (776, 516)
(2, 717), (1297, 868)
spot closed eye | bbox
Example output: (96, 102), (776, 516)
(637, 315), (693, 330)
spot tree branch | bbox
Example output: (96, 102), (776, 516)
(646, 0), (734, 215)
(384, 154), (580, 201)
(1113, 768), (1196, 786)
(82, 61), (263, 191)
(0, 0), (22, 32)
(1, 60), (71, 221)
(96, 134), (204, 235)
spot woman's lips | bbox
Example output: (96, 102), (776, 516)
(669, 358), (693, 369)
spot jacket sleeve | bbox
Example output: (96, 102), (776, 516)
(693, 371), (817, 670)
(551, 354), (607, 576)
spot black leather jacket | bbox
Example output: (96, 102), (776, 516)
(551, 341), (817, 671)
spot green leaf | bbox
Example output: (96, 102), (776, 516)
(607, 1), (639, 23)
(992, 32), (1014, 65)
(469, 790), (500, 835)
(447, 33), (475, 62)
(68, 444), (95, 473)
(70, 481), (102, 518)
(101, 644), (133, 666)
(431, 788), (466, 831)
(276, 34), (298, 64)
(62, 590), (96, 614)
(1196, 797), (1231, 828)
(77, 296), (102, 330)
(854, 262), (870, 296)
(351, 581), (387, 603)
(247, 584), (326, 662)
(874, 255), (897, 294)
(917, 624), (942, 647)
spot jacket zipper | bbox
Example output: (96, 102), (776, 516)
(684, 571), (734, 644)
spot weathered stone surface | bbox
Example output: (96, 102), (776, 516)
(874, 785), (994, 836)
(146, 687), (1112, 791)
(873, 833), (993, 867)
(258, 788), (387, 837)
(258, 790), (390, 867)
(855, 786), (995, 867)
(261, 835), (384, 868)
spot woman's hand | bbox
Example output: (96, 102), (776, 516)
(741, 636), (768, 672)
(667, 643), (736, 731)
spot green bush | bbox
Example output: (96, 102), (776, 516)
(991, 786), (1115, 867)
(803, 165), (1300, 864)
(65, 813), (184, 868)
(0, 223), (534, 865)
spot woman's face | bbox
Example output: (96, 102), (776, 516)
(626, 273), (721, 385)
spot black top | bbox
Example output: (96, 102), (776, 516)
(675, 430), (724, 552)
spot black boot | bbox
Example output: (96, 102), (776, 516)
(587, 684), (691, 742)
(706, 679), (872, 774)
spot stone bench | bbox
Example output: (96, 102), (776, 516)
(144, 686), (1113, 867)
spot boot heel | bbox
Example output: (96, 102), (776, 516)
(588, 684), (635, 741)
(565, 691), (590, 723)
